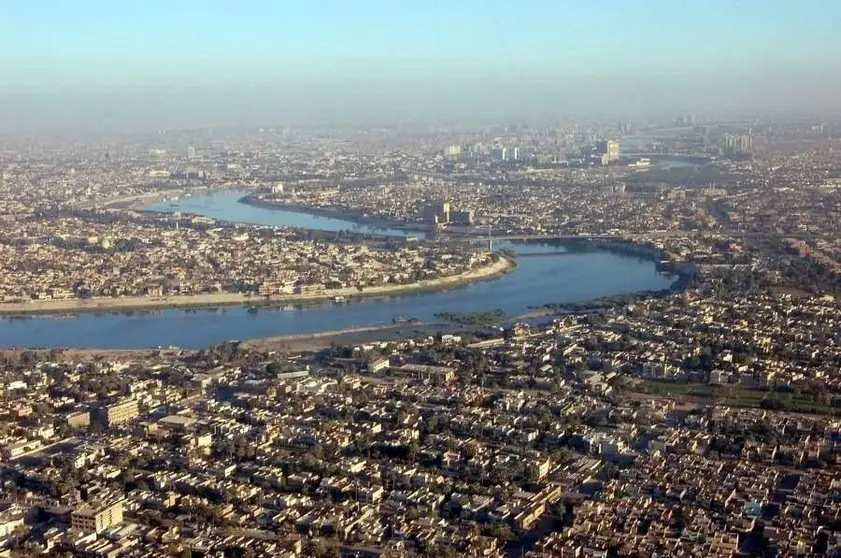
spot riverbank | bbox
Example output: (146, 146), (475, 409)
(87, 186), (221, 211)
(239, 193), (431, 234)
(514, 237), (699, 286)
(0, 255), (516, 317)
(1, 321), (458, 357)
(242, 321), (451, 352)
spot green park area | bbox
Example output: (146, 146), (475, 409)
(630, 379), (841, 416)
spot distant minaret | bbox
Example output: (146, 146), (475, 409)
(487, 224), (493, 252)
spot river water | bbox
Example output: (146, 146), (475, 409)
(0, 191), (674, 349)
(147, 190), (422, 238)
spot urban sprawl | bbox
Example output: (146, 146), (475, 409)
(1, 118), (841, 556)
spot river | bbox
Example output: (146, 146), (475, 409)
(0, 191), (675, 349)
(620, 128), (709, 169)
(146, 190), (422, 238)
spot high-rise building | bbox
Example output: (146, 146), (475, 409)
(439, 201), (450, 224)
(596, 140), (620, 164)
(425, 201), (451, 225)
(443, 145), (461, 158)
(724, 133), (753, 154)
(608, 140), (620, 162)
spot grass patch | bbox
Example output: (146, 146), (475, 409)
(630, 379), (841, 416)
(434, 309), (508, 327)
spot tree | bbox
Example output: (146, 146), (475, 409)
(407, 441), (420, 461)
(310, 539), (340, 558)
(491, 524), (514, 541)
(19, 350), (38, 366)
(551, 447), (574, 463)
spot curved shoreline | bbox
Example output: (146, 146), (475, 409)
(239, 193), (431, 235)
(90, 186), (221, 211)
(240, 321), (451, 352)
(0, 256), (517, 317)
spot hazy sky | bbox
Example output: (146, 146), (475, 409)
(2, 0), (841, 132)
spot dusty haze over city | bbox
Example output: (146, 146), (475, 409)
(3, 1), (841, 132)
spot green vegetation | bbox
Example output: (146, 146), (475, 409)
(534, 292), (667, 313)
(631, 379), (721, 398)
(629, 379), (841, 416)
(434, 309), (507, 327)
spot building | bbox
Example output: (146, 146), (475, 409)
(438, 201), (450, 224)
(610, 140), (620, 162)
(275, 369), (310, 380)
(70, 500), (124, 533)
(158, 414), (198, 431)
(450, 209), (474, 226)
(2, 439), (42, 460)
(393, 363), (456, 384)
(144, 285), (163, 297)
(424, 202), (475, 226)
(425, 201), (451, 225)
(101, 398), (139, 427)
(66, 410), (90, 429)
(724, 133), (753, 155)
(596, 140), (620, 164)
(367, 357), (390, 374)
(443, 145), (461, 158)
(0, 504), (25, 538)
(528, 456), (553, 480)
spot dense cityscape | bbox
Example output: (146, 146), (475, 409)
(0, 114), (839, 558)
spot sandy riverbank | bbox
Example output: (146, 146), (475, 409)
(1, 321), (459, 357)
(79, 187), (218, 211)
(241, 321), (455, 352)
(0, 256), (516, 316)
